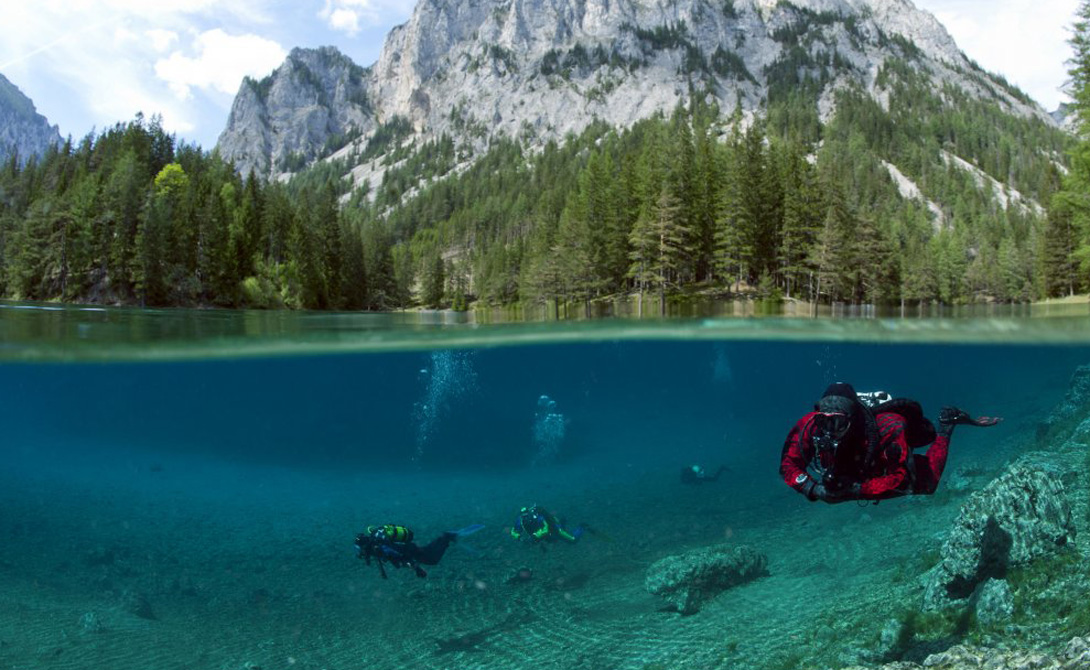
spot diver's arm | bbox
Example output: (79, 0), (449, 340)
(780, 415), (820, 500)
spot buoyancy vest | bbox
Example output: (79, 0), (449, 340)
(368, 524), (414, 544)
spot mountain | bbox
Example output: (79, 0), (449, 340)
(1053, 102), (1077, 133)
(0, 72), (62, 165)
(217, 46), (373, 178)
(217, 0), (1056, 186)
(204, 0), (1074, 311)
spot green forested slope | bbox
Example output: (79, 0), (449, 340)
(0, 53), (1074, 312)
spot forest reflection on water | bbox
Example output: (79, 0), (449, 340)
(474, 295), (1090, 322)
(1, 298), (1089, 363)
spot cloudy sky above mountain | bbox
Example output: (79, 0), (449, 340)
(0, 0), (1079, 150)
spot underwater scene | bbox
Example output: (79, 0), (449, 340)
(2, 304), (1090, 670)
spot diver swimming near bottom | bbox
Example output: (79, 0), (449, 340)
(780, 382), (1001, 504)
(355, 523), (484, 578)
(680, 464), (728, 484)
(509, 504), (585, 545)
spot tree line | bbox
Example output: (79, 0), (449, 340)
(0, 114), (408, 309)
(0, 52), (1076, 314)
(385, 67), (1068, 313)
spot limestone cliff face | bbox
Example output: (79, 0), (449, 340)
(0, 73), (62, 165)
(217, 46), (373, 178)
(217, 0), (1054, 180)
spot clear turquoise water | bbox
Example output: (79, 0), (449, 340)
(1, 302), (1088, 669)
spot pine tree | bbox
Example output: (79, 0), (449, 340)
(1054, 0), (1090, 289)
(421, 250), (446, 308)
(1069, 0), (1090, 139)
(554, 195), (598, 316)
(103, 150), (146, 300)
(520, 218), (563, 317)
(628, 184), (690, 316)
(811, 184), (858, 303)
(778, 145), (823, 299)
(1041, 205), (1081, 296)
(340, 219), (368, 310)
(714, 127), (746, 292)
(669, 104), (700, 284)
(856, 215), (899, 304)
(581, 150), (625, 292)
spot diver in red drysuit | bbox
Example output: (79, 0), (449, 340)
(780, 382), (1000, 504)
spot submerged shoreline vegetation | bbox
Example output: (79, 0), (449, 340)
(0, 314), (1088, 669)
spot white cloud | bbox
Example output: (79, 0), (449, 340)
(146, 29), (179, 53)
(155, 29), (287, 99)
(0, 1), (284, 145)
(328, 9), (362, 36)
(319, 0), (416, 33)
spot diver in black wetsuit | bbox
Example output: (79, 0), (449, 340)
(355, 524), (479, 579)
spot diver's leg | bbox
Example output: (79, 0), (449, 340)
(911, 434), (951, 494)
(415, 533), (457, 565)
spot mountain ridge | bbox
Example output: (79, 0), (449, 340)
(217, 0), (1056, 184)
(0, 72), (62, 165)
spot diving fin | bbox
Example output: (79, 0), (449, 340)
(940, 407), (1002, 427)
(579, 524), (614, 544)
(448, 523), (485, 537)
(446, 524), (486, 556)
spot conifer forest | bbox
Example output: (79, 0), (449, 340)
(1, 43), (1087, 314)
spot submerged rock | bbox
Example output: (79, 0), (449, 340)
(923, 463), (1074, 611)
(973, 578), (1013, 625)
(121, 590), (156, 620)
(645, 544), (767, 615)
(1037, 365), (1090, 440)
(842, 636), (1090, 670)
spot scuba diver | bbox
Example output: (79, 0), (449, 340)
(510, 505), (584, 544)
(355, 523), (483, 579)
(680, 464), (728, 484)
(780, 382), (1001, 504)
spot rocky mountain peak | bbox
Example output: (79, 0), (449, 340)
(216, 0), (1054, 182)
(0, 72), (62, 165)
(216, 44), (373, 178)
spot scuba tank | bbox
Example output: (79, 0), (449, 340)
(518, 506), (550, 539)
(367, 524), (413, 543)
(856, 391), (891, 408)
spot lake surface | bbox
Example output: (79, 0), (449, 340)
(1, 301), (1088, 669)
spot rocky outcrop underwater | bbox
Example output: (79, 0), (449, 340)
(847, 365), (1090, 670)
(644, 544), (768, 615)
(847, 636), (1090, 670)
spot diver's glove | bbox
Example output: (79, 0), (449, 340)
(823, 483), (862, 503)
(802, 479), (862, 503)
(801, 479), (827, 502)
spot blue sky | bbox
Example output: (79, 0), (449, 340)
(0, 0), (1080, 151)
